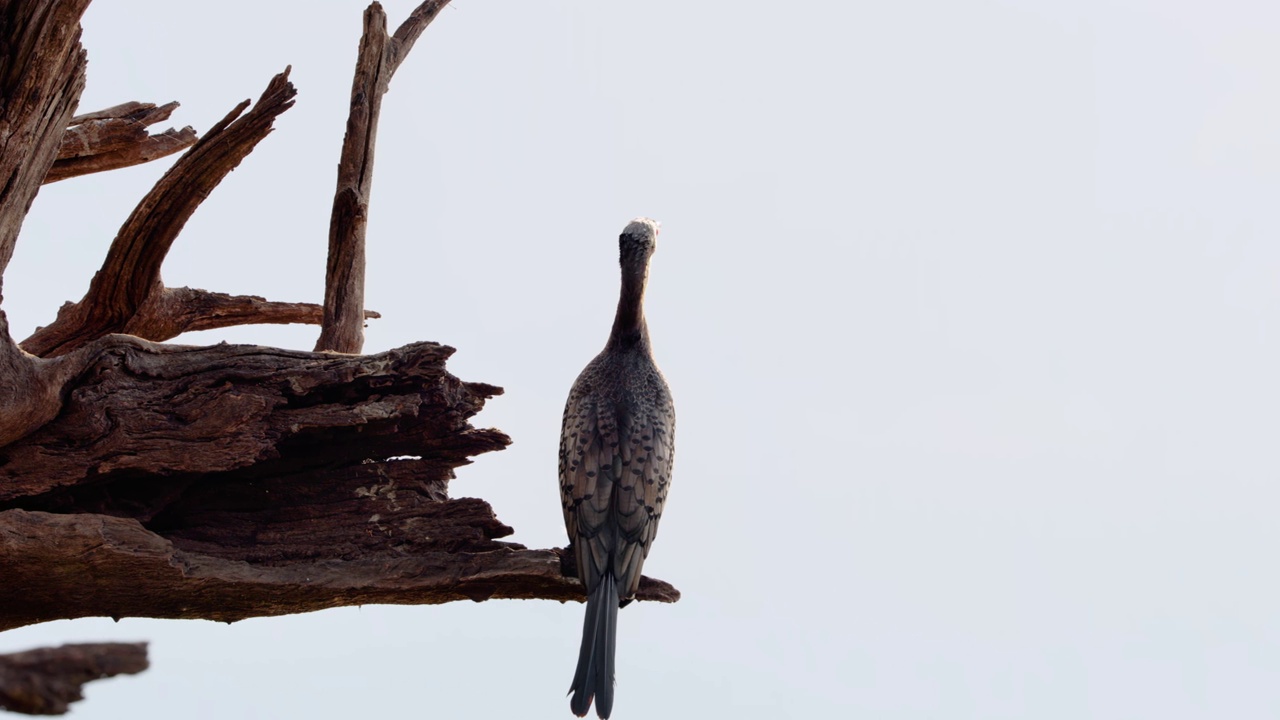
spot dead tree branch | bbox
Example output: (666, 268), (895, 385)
(316, 0), (451, 354)
(46, 101), (197, 183)
(0, 0), (90, 274)
(0, 509), (678, 633)
(22, 69), (300, 358)
(0, 643), (148, 715)
(0, 340), (500, 501)
(0, 338), (676, 632)
(0, 0), (93, 447)
(129, 287), (380, 339)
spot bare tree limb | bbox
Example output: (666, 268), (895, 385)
(316, 1), (451, 354)
(0, 4), (682, 641)
(388, 0), (451, 74)
(21, 69), (298, 358)
(0, 643), (148, 715)
(0, 0), (91, 276)
(57, 102), (179, 158)
(47, 102), (199, 183)
(68, 101), (155, 124)
(120, 286), (381, 340)
(1, 338), (496, 499)
(49, 127), (196, 182)
(0, 509), (678, 633)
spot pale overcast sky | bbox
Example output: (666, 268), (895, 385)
(4, 0), (1280, 718)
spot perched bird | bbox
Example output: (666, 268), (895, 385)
(559, 217), (676, 719)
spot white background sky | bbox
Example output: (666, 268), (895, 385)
(4, 0), (1280, 717)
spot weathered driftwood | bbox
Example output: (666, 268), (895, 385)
(46, 101), (197, 183)
(0, 643), (148, 715)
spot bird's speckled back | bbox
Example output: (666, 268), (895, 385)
(559, 217), (676, 718)
(559, 337), (675, 599)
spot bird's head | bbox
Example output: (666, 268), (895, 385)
(619, 217), (660, 263)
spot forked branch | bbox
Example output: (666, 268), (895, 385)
(316, 0), (452, 353)
(21, 69), (300, 358)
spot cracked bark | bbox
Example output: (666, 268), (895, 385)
(45, 101), (197, 183)
(22, 68), (305, 358)
(316, 1), (451, 353)
(0, 337), (678, 633)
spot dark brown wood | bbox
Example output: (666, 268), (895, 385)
(48, 127), (195, 182)
(58, 102), (180, 158)
(316, 1), (451, 354)
(123, 286), (380, 340)
(0, 0), (93, 448)
(22, 70), (299, 358)
(0, 337), (677, 632)
(67, 101), (154, 124)
(0, 339), (501, 501)
(0, 509), (678, 633)
(0, 643), (148, 715)
(46, 100), (198, 183)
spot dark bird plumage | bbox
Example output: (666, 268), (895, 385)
(560, 218), (675, 719)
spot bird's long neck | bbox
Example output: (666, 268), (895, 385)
(607, 254), (650, 351)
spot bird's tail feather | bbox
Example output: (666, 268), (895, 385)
(569, 574), (619, 718)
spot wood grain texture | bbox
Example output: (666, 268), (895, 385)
(123, 286), (380, 340)
(21, 70), (299, 358)
(0, 0), (91, 277)
(0, 338), (500, 500)
(0, 336), (677, 631)
(316, 0), (452, 354)
(0, 509), (678, 633)
(0, 643), (148, 715)
(57, 102), (180, 158)
(0, 0), (678, 653)
(47, 102), (199, 182)
(0, 0), (93, 448)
